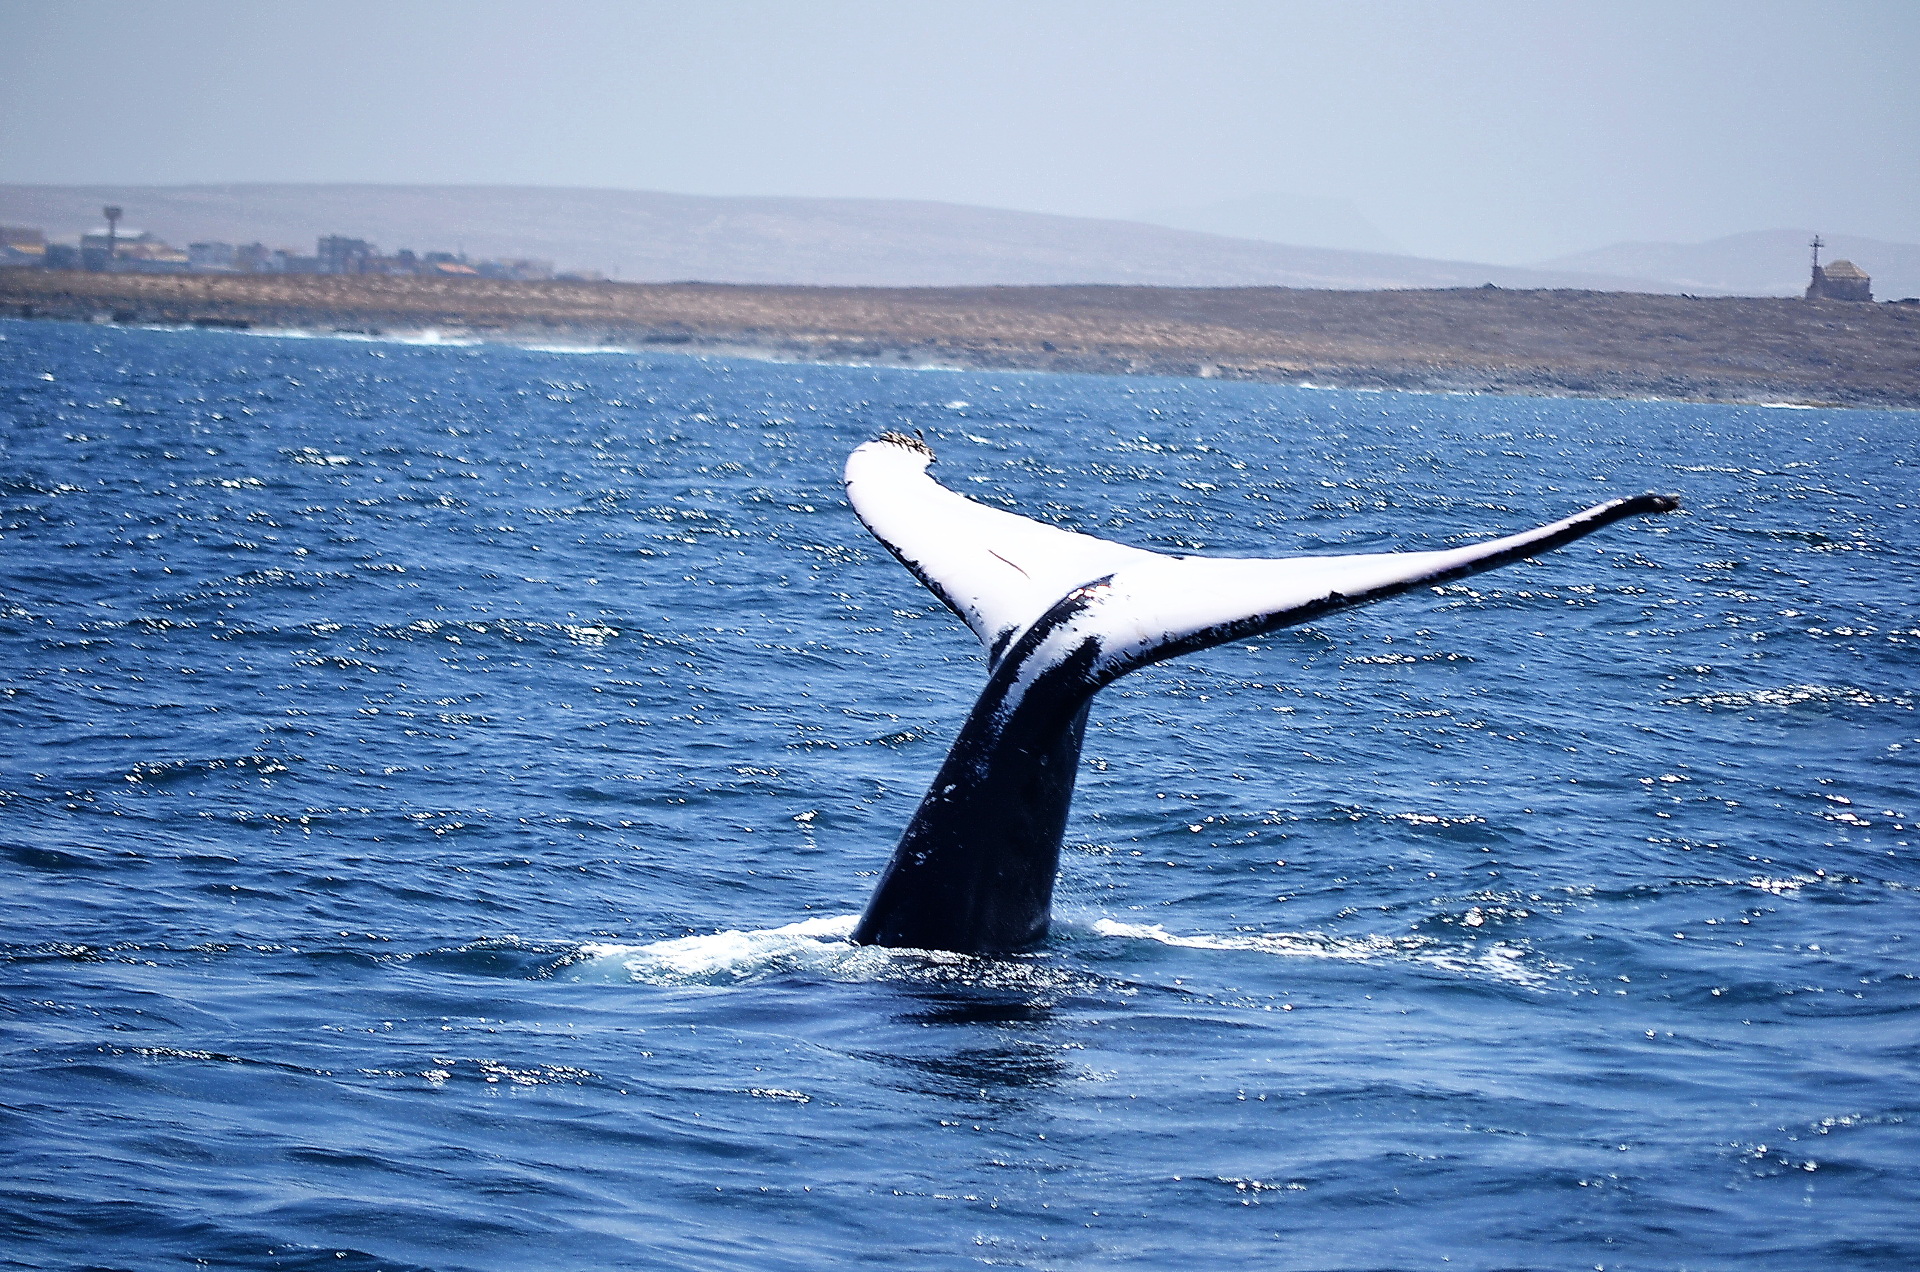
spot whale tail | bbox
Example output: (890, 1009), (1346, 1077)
(843, 434), (1678, 953)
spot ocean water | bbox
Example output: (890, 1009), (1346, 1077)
(1, 318), (1914, 1272)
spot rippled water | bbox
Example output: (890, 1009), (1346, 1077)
(2, 319), (1915, 1271)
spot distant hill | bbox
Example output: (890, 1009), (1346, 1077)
(0, 183), (1675, 293)
(1537, 230), (1920, 301)
(1131, 190), (1406, 255)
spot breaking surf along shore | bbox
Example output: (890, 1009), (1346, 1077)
(4, 269), (1917, 409)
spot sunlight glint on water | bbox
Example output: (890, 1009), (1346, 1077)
(1, 319), (1915, 1271)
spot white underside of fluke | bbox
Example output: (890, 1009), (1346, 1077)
(844, 436), (1657, 678)
(843, 437), (1160, 651)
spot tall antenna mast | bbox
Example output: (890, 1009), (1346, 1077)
(103, 204), (122, 269)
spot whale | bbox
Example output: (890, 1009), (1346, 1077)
(841, 433), (1678, 954)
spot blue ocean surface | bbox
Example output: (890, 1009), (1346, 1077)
(1, 318), (1915, 1271)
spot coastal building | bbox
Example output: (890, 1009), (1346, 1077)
(1806, 236), (1873, 301)
(80, 226), (150, 271)
(2, 226), (47, 268)
(79, 227), (191, 273)
(1808, 258), (1872, 302)
(188, 242), (238, 271)
(414, 251), (464, 273)
(232, 243), (273, 273)
(317, 236), (375, 274)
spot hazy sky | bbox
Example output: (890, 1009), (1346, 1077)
(2, 0), (1914, 263)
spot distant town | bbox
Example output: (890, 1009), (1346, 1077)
(0, 204), (604, 282)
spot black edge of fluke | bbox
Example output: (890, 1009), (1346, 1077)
(875, 429), (934, 457)
(840, 437), (1680, 955)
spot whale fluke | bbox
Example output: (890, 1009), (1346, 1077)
(843, 434), (1678, 954)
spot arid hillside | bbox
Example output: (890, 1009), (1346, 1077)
(4, 269), (1917, 408)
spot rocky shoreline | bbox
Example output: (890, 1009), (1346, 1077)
(4, 269), (1917, 409)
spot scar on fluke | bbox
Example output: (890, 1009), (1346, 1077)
(840, 434), (1679, 955)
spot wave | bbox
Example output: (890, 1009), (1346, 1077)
(576, 914), (877, 984)
(1088, 918), (1559, 988)
(571, 910), (1559, 991)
